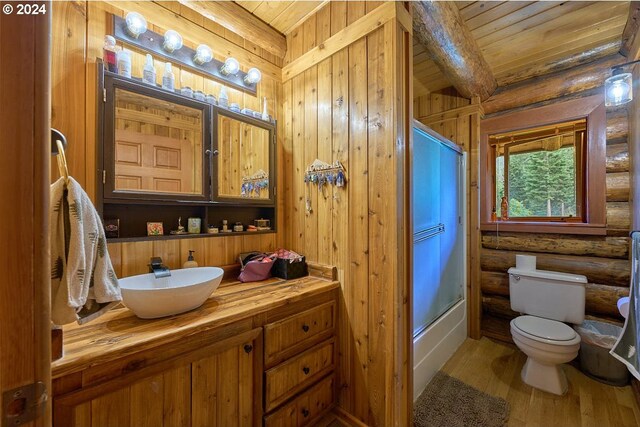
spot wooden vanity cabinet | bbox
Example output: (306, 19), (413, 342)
(52, 279), (339, 427)
(53, 327), (263, 427)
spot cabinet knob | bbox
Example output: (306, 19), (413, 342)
(301, 408), (310, 418)
(302, 324), (310, 332)
(243, 344), (253, 354)
(205, 149), (219, 156)
(302, 366), (310, 375)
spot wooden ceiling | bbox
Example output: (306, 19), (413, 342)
(414, 1), (630, 98)
(231, 1), (630, 99)
(234, 1), (327, 34)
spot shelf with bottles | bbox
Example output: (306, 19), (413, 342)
(102, 202), (275, 242)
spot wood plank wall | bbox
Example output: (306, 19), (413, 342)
(51, 1), (284, 270)
(282, 2), (411, 425)
(478, 63), (632, 341)
(414, 87), (484, 339)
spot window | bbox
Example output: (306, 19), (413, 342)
(490, 119), (586, 222)
(480, 95), (606, 235)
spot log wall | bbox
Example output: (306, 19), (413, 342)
(282, 3), (412, 425)
(480, 61), (631, 342)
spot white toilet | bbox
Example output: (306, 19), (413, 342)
(508, 255), (586, 395)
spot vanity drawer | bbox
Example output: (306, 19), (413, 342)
(264, 301), (335, 367)
(265, 338), (335, 412)
(264, 375), (334, 427)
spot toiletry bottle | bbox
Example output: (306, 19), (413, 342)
(117, 49), (132, 78)
(103, 35), (119, 73)
(142, 54), (156, 85)
(162, 62), (175, 91)
(262, 96), (269, 121)
(219, 86), (229, 108)
(183, 250), (198, 268)
(500, 196), (509, 220)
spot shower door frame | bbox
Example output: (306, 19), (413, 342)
(411, 120), (468, 401)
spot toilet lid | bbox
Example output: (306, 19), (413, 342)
(513, 316), (577, 341)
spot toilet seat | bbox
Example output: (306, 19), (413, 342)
(512, 315), (579, 345)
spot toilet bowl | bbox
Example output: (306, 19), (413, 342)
(510, 315), (581, 395)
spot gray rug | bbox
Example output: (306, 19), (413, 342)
(414, 371), (510, 427)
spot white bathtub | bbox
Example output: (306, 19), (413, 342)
(413, 298), (467, 401)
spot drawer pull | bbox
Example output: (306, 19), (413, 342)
(301, 408), (310, 418)
(302, 324), (310, 332)
(244, 344), (253, 354)
(302, 366), (310, 375)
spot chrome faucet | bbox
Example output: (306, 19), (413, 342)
(149, 257), (171, 278)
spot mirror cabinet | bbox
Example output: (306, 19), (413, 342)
(98, 66), (276, 240)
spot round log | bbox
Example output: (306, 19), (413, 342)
(497, 41), (621, 87)
(607, 113), (629, 142)
(607, 172), (631, 202)
(607, 202), (631, 230)
(606, 142), (630, 173)
(482, 295), (518, 319)
(483, 55), (626, 114)
(412, 1), (496, 101)
(481, 232), (629, 259)
(480, 248), (630, 286)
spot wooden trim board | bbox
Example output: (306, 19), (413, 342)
(282, 1), (396, 81)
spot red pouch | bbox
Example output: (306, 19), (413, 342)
(238, 253), (276, 282)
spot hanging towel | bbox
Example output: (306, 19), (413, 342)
(610, 232), (640, 380)
(50, 177), (121, 325)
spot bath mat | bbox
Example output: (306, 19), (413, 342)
(414, 371), (510, 427)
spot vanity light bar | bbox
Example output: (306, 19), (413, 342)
(112, 14), (258, 96)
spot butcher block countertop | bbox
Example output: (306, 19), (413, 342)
(52, 271), (339, 380)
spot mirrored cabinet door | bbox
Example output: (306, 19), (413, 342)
(214, 110), (275, 204)
(103, 76), (211, 202)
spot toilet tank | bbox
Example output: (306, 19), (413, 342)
(508, 267), (586, 324)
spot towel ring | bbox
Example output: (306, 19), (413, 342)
(51, 128), (69, 185)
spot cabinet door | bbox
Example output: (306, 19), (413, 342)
(54, 328), (261, 427)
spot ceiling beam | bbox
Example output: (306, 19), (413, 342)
(620, 1), (640, 59)
(412, 0), (496, 101)
(177, 0), (287, 59)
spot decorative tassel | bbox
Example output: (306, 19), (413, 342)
(336, 170), (346, 187)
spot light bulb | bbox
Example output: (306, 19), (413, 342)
(193, 44), (213, 65)
(604, 71), (633, 107)
(244, 68), (262, 84)
(220, 57), (240, 76)
(163, 30), (183, 53)
(125, 12), (147, 38)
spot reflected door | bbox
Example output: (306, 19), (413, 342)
(115, 130), (196, 194)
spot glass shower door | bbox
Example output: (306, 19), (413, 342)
(413, 127), (464, 337)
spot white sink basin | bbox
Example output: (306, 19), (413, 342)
(119, 267), (224, 319)
(618, 296), (630, 319)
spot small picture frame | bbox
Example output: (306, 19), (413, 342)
(147, 222), (164, 236)
(103, 218), (120, 238)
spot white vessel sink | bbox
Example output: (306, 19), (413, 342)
(618, 297), (630, 319)
(119, 267), (224, 319)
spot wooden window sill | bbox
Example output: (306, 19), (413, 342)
(480, 221), (607, 236)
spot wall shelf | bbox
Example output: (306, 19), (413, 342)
(107, 229), (275, 244)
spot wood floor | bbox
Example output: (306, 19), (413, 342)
(441, 337), (640, 427)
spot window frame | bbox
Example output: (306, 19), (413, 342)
(492, 124), (586, 222)
(480, 95), (606, 235)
